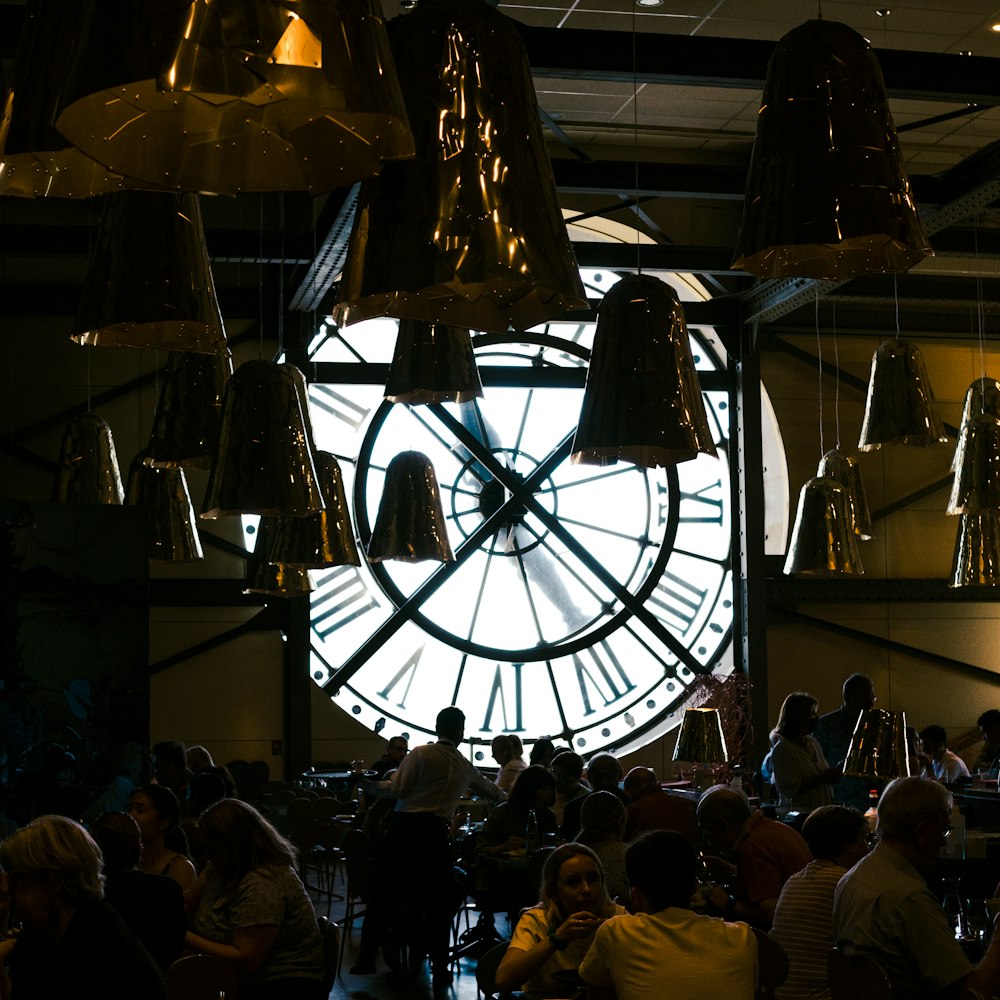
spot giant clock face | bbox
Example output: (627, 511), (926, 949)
(306, 269), (735, 758)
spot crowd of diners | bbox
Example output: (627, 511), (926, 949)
(2, 680), (1000, 1000)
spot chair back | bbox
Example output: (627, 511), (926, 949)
(752, 928), (788, 999)
(475, 940), (510, 999)
(827, 947), (893, 1000)
(318, 914), (341, 990)
(166, 954), (239, 1000)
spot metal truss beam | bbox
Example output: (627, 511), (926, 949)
(766, 576), (998, 603)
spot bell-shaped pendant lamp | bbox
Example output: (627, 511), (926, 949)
(858, 340), (947, 451)
(246, 518), (315, 597)
(950, 511), (1000, 588)
(265, 452), (361, 568)
(947, 413), (1000, 515)
(55, 0), (413, 195)
(52, 413), (124, 504)
(367, 451), (455, 563)
(201, 360), (324, 519)
(71, 192), (226, 354)
(672, 707), (729, 765)
(732, 19), (931, 279)
(571, 274), (718, 467)
(385, 321), (484, 405)
(817, 448), (873, 540)
(843, 708), (910, 779)
(146, 349), (233, 469)
(783, 475), (863, 575)
(952, 378), (1000, 471)
(125, 453), (204, 562)
(281, 363), (320, 452)
(333, 0), (587, 335)
(0, 0), (161, 199)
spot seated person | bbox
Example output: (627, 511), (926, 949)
(90, 812), (186, 973)
(495, 844), (625, 997)
(697, 786), (812, 930)
(553, 753), (589, 836)
(129, 783), (197, 890)
(477, 765), (557, 856)
(623, 767), (700, 847)
(530, 737), (556, 770)
(769, 805), (869, 1000)
(918, 725), (971, 784)
(580, 830), (758, 1000)
(562, 753), (625, 842)
(370, 736), (408, 780)
(974, 710), (1000, 776)
(0, 815), (167, 1000)
(492, 735), (528, 793)
(834, 776), (1000, 999)
(576, 791), (629, 901)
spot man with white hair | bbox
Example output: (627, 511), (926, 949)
(834, 776), (1000, 999)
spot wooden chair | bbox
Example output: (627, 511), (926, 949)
(752, 928), (788, 999)
(166, 955), (238, 1000)
(475, 940), (511, 999)
(827, 947), (893, 1000)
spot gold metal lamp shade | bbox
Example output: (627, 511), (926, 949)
(201, 360), (324, 519)
(265, 452), (361, 568)
(672, 707), (729, 764)
(947, 414), (1000, 515)
(843, 708), (910, 779)
(858, 340), (947, 451)
(783, 476), (863, 576)
(367, 451), (455, 563)
(571, 275), (717, 468)
(732, 19), (931, 280)
(52, 413), (124, 504)
(146, 349), (233, 469)
(0, 0), (160, 198)
(333, 0), (587, 334)
(817, 449), (873, 540)
(55, 0), (414, 195)
(125, 453), (204, 562)
(246, 518), (315, 597)
(952, 378), (1000, 472)
(71, 192), (226, 353)
(951, 511), (1000, 588)
(385, 321), (484, 405)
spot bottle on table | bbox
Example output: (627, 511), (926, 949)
(525, 808), (541, 854)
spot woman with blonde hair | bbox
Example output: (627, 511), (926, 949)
(185, 799), (325, 999)
(492, 734), (528, 792)
(495, 843), (625, 996)
(0, 815), (165, 999)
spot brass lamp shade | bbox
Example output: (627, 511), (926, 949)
(947, 414), (1000, 515)
(0, 0), (160, 198)
(672, 707), (729, 764)
(71, 192), (225, 353)
(265, 452), (361, 568)
(55, 0), (414, 195)
(125, 453), (204, 562)
(246, 518), (315, 596)
(52, 413), (124, 504)
(950, 511), (1000, 588)
(367, 450), (455, 563)
(817, 449), (873, 540)
(783, 476), (863, 576)
(333, 0), (587, 334)
(858, 340), (947, 451)
(570, 275), (717, 468)
(732, 19), (931, 280)
(953, 378), (1000, 472)
(201, 360), (324, 519)
(385, 321), (484, 405)
(146, 349), (233, 468)
(843, 708), (911, 779)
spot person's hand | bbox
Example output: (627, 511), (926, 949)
(707, 886), (730, 912)
(700, 855), (736, 880)
(556, 911), (603, 942)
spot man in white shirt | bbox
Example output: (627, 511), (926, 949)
(579, 830), (758, 1000)
(918, 725), (971, 784)
(358, 706), (503, 991)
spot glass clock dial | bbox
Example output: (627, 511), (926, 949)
(307, 274), (734, 758)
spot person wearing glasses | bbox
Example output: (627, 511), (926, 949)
(0, 815), (166, 1000)
(833, 776), (1000, 999)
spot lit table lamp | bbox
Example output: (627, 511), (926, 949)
(843, 708), (911, 780)
(673, 707), (729, 791)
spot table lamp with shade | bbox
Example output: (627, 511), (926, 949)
(673, 707), (729, 791)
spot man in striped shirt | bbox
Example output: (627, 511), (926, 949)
(770, 806), (869, 999)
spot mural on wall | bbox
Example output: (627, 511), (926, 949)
(1, 503), (148, 826)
